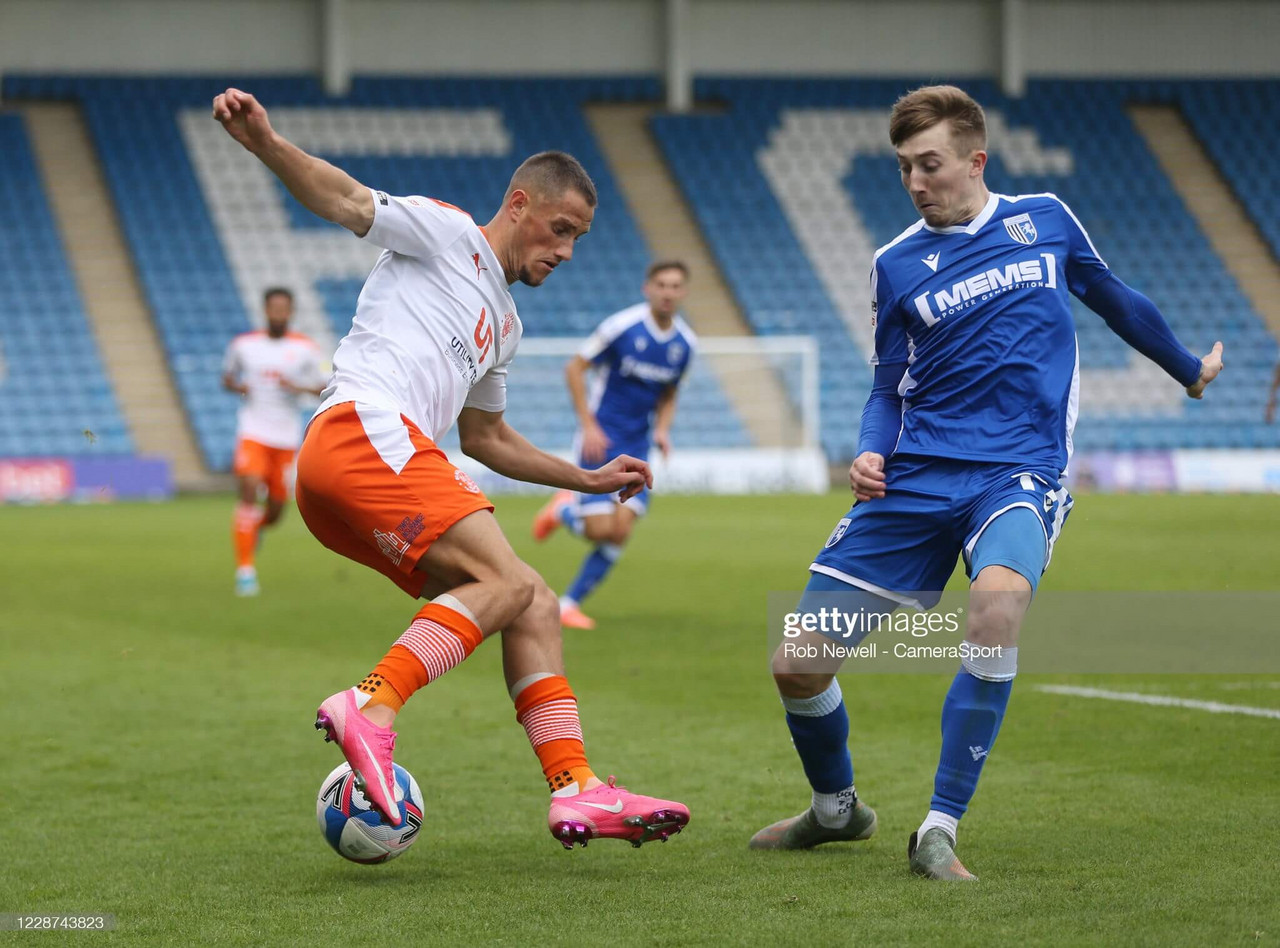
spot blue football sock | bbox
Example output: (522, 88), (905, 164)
(565, 543), (622, 604)
(782, 680), (854, 801)
(930, 668), (1013, 819)
(558, 502), (585, 537)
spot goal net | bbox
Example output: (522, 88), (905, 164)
(448, 335), (828, 494)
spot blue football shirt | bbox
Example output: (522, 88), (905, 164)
(579, 303), (697, 445)
(870, 192), (1110, 474)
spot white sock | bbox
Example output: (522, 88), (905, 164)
(812, 785), (856, 828)
(917, 809), (958, 846)
(559, 595), (578, 611)
(551, 781), (581, 798)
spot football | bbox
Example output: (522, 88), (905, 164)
(316, 762), (424, 864)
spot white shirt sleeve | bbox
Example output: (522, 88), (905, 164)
(463, 361), (509, 414)
(222, 338), (242, 377)
(362, 189), (472, 258)
(578, 311), (635, 362)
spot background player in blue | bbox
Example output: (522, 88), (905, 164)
(533, 261), (696, 629)
(749, 86), (1224, 879)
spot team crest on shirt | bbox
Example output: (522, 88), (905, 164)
(1003, 213), (1038, 245)
(667, 342), (685, 364)
(634, 337), (648, 352)
(454, 469), (481, 494)
(500, 312), (516, 343)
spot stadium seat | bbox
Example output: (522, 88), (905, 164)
(0, 113), (133, 458)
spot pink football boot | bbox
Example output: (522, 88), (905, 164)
(549, 776), (690, 849)
(315, 689), (401, 827)
(532, 489), (576, 541)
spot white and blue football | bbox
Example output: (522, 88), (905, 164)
(316, 762), (423, 864)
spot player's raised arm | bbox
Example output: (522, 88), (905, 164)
(1055, 196), (1223, 398)
(457, 407), (651, 500)
(212, 88), (373, 236)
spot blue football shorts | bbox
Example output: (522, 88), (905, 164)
(810, 453), (1073, 608)
(575, 436), (650, 517)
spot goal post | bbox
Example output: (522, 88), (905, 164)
(448, 334), (829, 495)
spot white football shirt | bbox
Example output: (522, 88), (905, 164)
(314, 190), (523, 442)
(222, 331), (326, 449)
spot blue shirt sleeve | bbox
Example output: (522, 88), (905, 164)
(857, 361), (906, 457)
(1054, 197), (1111, 297)
(869, 259), (909, 366)
(1081, 272), (1203, 387)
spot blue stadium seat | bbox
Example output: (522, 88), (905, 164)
(0, 113), (133, 458)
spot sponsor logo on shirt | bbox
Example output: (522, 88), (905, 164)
(619, 355), (680, 384)
(910, 254), (1058, 325)
(447, 336), (478, 385)
(375, 191), (389, 206)
(473, 252), (488, 279)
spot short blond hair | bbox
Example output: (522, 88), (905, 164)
(889, 85), (987, 155)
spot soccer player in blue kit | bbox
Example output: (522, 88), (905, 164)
(533, 261), (696, 629)
(749, 86), (1224, 879)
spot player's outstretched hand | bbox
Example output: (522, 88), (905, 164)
(654, 429), (672, 460)
(580, 420), (611, 464)
(584, 454), (652, 502)
(212, 88), (275, 153)
(849, 451), (886, 502)
(1185, 341), (1224, 399)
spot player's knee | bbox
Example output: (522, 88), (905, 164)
(610, 519), (634, 546)
(772, 669), (836, 700)
(262, 503), (285, 526)
(966, 591), (1027, 646)
(770, 645), (835, 698)
(500, 567), (538, 618)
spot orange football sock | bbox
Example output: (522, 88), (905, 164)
(233, 503), (262, 569)
(513, 675), (596, 792)
(359, 600), (484, 712)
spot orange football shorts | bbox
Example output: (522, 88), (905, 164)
(232, 437), (296, 502)
(294, 402), (494, 597)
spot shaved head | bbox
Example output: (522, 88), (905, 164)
(504, 151), (597, 207)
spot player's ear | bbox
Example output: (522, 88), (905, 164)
(970, 149), (988, 178)
(507, 188), (529, 221)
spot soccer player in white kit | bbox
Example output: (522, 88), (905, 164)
(222, 287), (326, 596)
(212, 88), (689, 848)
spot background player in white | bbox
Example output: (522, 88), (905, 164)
(532, 262), (696, 629)
(212, 87), (690, 848)
(221, 286), (326, 596)
(750, 85), (1223, 879)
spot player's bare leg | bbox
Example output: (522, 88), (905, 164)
(749, 630), (877, 850)
(910, 564), (1029, 882)
(559, 505), (637, 629)
(232, 475), (264, 596)
(316, 511), (533, 825)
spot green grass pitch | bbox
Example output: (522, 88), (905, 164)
(2, 492), (1277, 946)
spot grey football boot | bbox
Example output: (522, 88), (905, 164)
(749, 800), (877, 850)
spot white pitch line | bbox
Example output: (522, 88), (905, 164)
(1034, 685), (1280, 720)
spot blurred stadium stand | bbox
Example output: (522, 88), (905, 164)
(2, 76), (747, 469)
(654, 78), (1280, 458)
(1, 73), (1277, 467)
(0, 111), (133, 458)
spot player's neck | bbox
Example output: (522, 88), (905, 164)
(649, 308), (675, 330)
(482, 218), (519, 284)
(944, 185), (991, 227)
